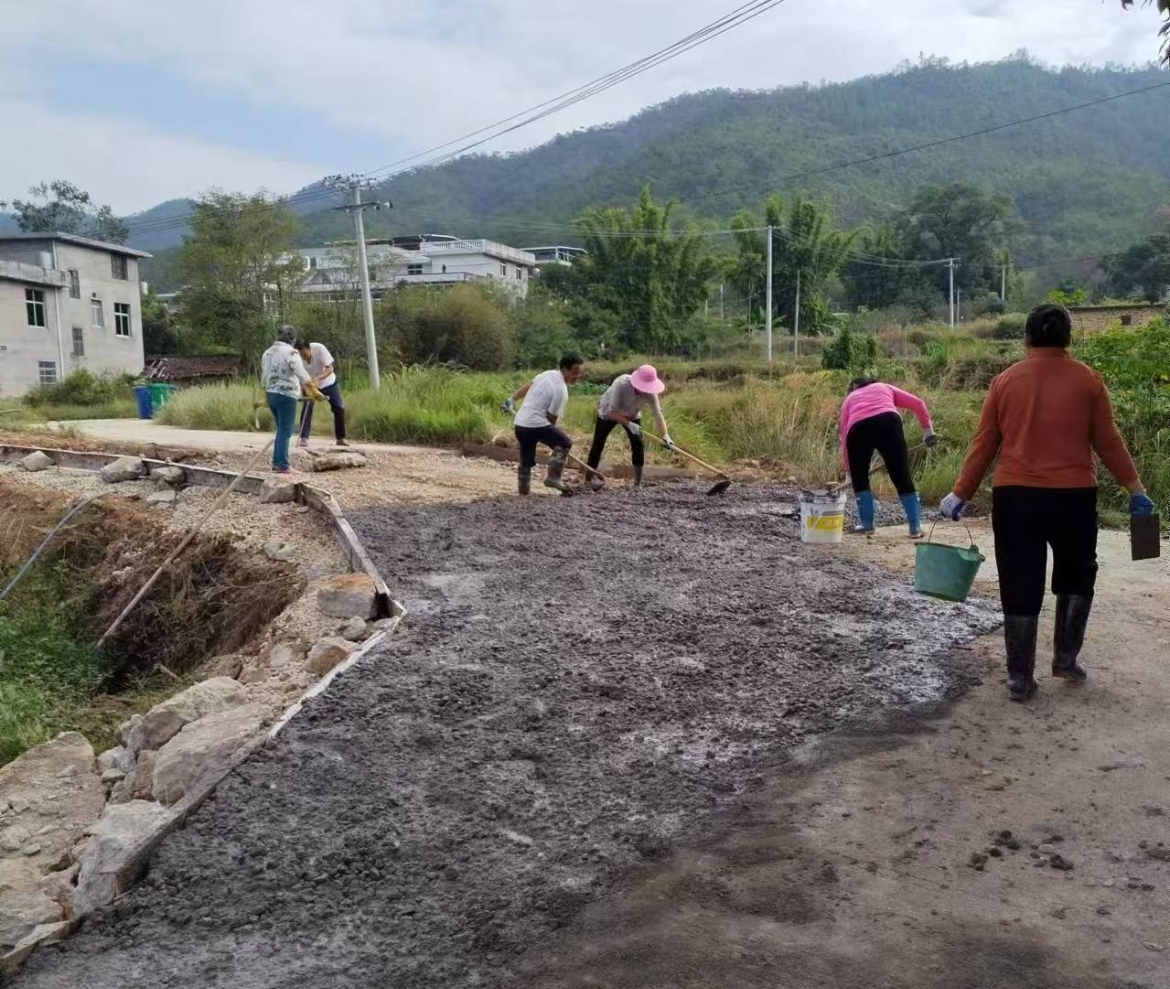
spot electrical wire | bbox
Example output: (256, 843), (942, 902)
(122, 0), (793, 239)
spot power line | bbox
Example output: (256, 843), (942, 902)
(124, 0), (793, 240)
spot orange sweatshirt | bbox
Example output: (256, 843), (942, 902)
(954, 348), (1139, 501)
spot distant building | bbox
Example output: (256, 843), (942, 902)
(0, 232), (150, 398)
(144, 354), (239, 386)
(1067, 302), (1167, 334)
(295, 236), (538, 301)
(522, 245), (587, 272)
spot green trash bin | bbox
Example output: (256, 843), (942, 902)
(148, 383), (177, 411)
(914, 525), (986, 603)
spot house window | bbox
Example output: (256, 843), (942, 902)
(407, 263), (424, 276)
(516, 268), (523, 280)
(441, 265), (447, 274)
(1120, 314), (1133, 327)
(114, 302), (131, 337)
(111, 255), (129, 280)
(500, 263), (507, 277)
(68, 269), (81, 299)
(38, 361), (58, 386)
(72, 326), (85, 357)
(25, 289), (46, 326)
(92, 299), (105, 329)
(309, 257), (318, 269)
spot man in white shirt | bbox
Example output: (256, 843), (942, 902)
(260, 325), (314, 473)
(503, 353), (584, 495)
(296, 339), (349, 447)
(587, 364), (675, 488)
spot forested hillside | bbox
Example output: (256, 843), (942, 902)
(288, 57), (1170, 262)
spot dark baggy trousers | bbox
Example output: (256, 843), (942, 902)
(299, 381), (346, 441)
(992, 486), (1099, 617)
(586, 416), (644, 471)
(515, 424), (573, 470)
(846, 411), (915, 496)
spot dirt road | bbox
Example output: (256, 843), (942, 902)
(12, 485), (997, 988)
(11, 492), (1168, 988)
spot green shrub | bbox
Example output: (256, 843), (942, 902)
(821, 326), (879, 373)
(24, 369), (134, 409)
(994, 314), (1027, 340)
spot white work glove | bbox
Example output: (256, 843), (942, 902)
(662, 433), (676, 451)
(938, 492), (967, 521)
(923, 429), (939, 449)
(626, 421), (642, 438)
(501, 397), (516, 415)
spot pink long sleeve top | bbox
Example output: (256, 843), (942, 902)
(838, 383), (933, 467)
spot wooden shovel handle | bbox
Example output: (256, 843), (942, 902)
(565, 451), (605, 480)
(639, 427), (728, 479)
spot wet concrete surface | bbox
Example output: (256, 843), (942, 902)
(14, 484), (1000, 989)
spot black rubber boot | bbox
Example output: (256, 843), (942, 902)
(543, 449), (569, 491)
(517, 468), (531, 496)
(1004, 615), (1039, 702)
(632, 465), (643, 488)
(1053, 594), (1091, 682)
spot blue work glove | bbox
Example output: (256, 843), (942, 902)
(938, 492), (966, 521)
(923, 430), (939, 449)
(501, 397), (516, 415)
(1130, 492), (1156, 517)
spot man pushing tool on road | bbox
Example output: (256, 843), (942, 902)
(296, 337), (349, 448)
(586, 364), (675, 488)
(503, 353), (584, 495)
(938, 303), (1155, 703)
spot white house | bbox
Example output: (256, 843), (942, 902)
(522, 245), (587, 271)
(295, 235), (537, 301)
(0, 233), (150, 398)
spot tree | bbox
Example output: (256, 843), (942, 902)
(176, 190), (304, 367)
(141, 289), (184, 356)
(1, 180), (128, 243)
(564, 187), (717, 354)
(731, 194), (855, 335)
(1104, 234), (1170, 302)
(1120, 1), (1170, 62)
(895, 182), (1022, 301)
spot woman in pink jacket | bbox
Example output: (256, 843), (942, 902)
(839, 378), (937, 537)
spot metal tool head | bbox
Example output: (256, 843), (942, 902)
(706, 478), (732, 497)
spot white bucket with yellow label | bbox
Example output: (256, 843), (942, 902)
(799, 490), (847, 544)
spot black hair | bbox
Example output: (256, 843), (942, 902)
(559, 353), (584, 371)
(1024, 304), (1072, 349)
(848, 377), (878, 393)
(294, 338), (310, 351)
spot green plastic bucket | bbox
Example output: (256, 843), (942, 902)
(914, 538), (985, 603)
(148, 383), (177, 411)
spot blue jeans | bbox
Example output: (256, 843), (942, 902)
(267, 392), (298, 469)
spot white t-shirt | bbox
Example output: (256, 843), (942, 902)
(306, 342), (336, 388)
(598, 373), (662, 422)
(514, 369), (569, 428)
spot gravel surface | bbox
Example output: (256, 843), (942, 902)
(15, 482), (1000, 989)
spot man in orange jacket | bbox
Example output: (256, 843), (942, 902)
(939, 304), (1155, 702)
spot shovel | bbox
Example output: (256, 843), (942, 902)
(640, 427), (732, 496)
(566, 451), (607, 487)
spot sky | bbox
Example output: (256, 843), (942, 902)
(1, 0), (1163, 215)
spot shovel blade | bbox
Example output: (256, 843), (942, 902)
(1131, 513), (1161, 561)
(707, 479), (732, 497)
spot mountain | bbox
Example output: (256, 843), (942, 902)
(133, 58), (1170, 272)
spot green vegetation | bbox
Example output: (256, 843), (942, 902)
(17, 368), (138, 422)
(0, 563), (114, 763)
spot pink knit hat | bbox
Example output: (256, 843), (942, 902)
(629, 364), (666, 395)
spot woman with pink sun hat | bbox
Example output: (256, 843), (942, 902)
(586, 363), (676, 487)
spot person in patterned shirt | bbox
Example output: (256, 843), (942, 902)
(260, 325), (313, 473)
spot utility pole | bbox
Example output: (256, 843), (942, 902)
(793, 268), (801, 359)
(765, 225), (774, 363)
(1001, 262), (1007, 304)
(329, 175), (391, 390)
(947, 257), (956, 331)
(719, 282), (725, 323)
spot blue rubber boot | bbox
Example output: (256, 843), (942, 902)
(854, 491), (875, 534)
(900, 492), (924, 539)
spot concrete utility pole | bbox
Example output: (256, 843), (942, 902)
(719, 282), (725, 323)
(329, 175), (391, 391)
(1001, 262), (1008, 304)
(765, 226), (774, 363)
(793, 268), (801, 359)
(947, 257), (957, 331)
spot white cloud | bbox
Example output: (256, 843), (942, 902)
(0, 99), (329, 215)
(2, 0), (1163, 210)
